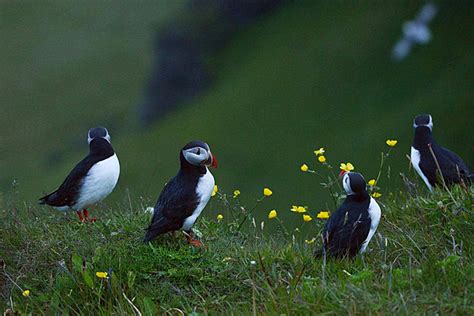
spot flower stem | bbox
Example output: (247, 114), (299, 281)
(237, 196), (264, 231)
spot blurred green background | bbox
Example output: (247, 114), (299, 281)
(1, 1), (473, 223)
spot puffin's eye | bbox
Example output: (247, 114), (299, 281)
(196, 148), (201, 155)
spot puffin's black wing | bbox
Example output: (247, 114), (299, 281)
(322, 200), (371, 258)
(144, 175), (199, 242)
(438, 146), (471, 181)
(422, 144), (471, 186)
(39, 155), (101, 207)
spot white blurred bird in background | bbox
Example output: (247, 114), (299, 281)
(392, 3), (438, 61)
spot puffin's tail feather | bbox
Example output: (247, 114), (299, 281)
(38, 192), (55, 205)
(143, 229), (157, 243)
(143, 216), (168, 242)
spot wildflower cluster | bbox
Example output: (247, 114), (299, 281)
(207, 138), (396, 251)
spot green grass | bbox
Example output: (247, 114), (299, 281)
(1, 184), (473, 314)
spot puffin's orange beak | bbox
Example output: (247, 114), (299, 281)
(210, 153), (218, 168)
(339, 170), (347, 178)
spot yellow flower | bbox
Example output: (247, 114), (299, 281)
(316, 211), (330, 219)
(300, 164), (309, 172)
(290, 205), (307, 213)
(368, 179), (376, 186)
(217, 214), (224, 221)
(303, 214), (313, 222)
(22, 290), (30, 297)
(318, 155), (326, 163)
(96, 272), (108, 279)
(340, 162), (355, 172)
(386, 139), (398, 147)
(233, 190), (241, 198)
(305, 238), (316, 244)
(314, 147), (325, 156)
(211, 185), (218, 197)
(263, 188), (273, 197)
(372, 192), (382, 198)
(268, 209), (277, 219)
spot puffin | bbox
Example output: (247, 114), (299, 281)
(316, 172), (381, 258)
(144, 140), (217, 246)
(39, 127), (120, 222)
(411, 114), (472, 191)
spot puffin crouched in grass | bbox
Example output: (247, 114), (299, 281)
(316, 172), (381, 259)
(39, 127), (120, 222)
(144, 140), (218, 247)
(411, 114), (472, 191)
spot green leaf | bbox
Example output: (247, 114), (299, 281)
(50, 292), (60, 311)
(72, 253), (82, 273)
(127, 271), (136, 289)
(350, 269), (373, 282)
(142, 297), (157, 315)
(82, 271), (94, 289)
(437, 255), (461, 268)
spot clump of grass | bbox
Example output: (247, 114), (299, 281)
(1, 177), (473, 314)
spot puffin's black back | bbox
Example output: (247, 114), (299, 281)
(318, 173), (371, 258)
(321, 195), (371, 258)
(144, 141), (209, 242)
(413, 121), (471, 187)
(39, 138), (114, 207)
(143, 171), (202, 241)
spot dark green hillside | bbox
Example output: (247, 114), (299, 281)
(1, 1), (473, 221)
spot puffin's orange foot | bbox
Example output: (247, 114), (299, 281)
(188, 238), (205, 248)
(80, 209), (98, 223)
(76, 210), (85, 222)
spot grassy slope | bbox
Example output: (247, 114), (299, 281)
(1, 185), (473, 314)
(1, 1), (473, 223)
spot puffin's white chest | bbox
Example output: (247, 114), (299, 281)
(74, 154), (120, 210)
(410, 147), (433, 191)
(182, 168), (215, 231)
(360, 198), (381, 253)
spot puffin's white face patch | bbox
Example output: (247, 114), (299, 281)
(413, 115), (433, 130)
(427, 115), (433, 130)
(183, 147), (210, 166)
(88, 128), (111, 144)
(343, 173), (355, 195)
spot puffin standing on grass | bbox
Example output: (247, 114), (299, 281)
(144, 140), (217, 247)
(39, 127), (120, 222)
(411, 114), (472, 191)
(316, 172), (381, 258)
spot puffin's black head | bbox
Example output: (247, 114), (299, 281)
(88, 127), (111, 144)
(413, 114), (433, 131)
(342, 172), (367, 195)
(180, 140), (218, 169)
